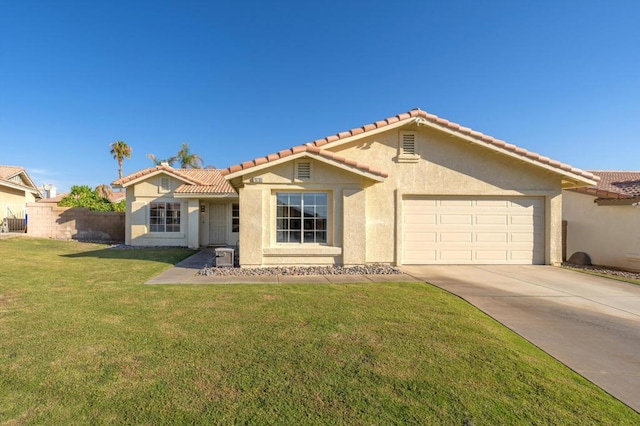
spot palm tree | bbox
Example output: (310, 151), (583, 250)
(175, 143), (203, 169)
(95, 184), (114, 201)
(109, 140), (132, 184)
(147, 153), (177, 167)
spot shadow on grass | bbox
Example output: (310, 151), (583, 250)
(61, 245), (196, 264)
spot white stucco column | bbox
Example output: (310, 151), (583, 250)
(187, 198), (200, 249)
(342, 188), (366, 266)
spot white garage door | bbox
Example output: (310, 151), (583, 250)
(402, 197), (545, 265)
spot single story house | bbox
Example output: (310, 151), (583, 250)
(0, 166), (41, 232)
(113, 108), (597, 267)
(563, 171), (640, 271)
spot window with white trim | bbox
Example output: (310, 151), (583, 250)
(149, 202), (181, 232)
(232, 203), (240, 233)
(276, 193), (327, 243)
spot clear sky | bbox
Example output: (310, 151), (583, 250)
(2, 1), (639, 193)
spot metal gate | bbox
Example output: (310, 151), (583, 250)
(2, 207), (26, 232)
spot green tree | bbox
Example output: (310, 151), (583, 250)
(175, 143), (203, 169)
(59, 185), (124, 212)
(110, 140), (132, 184)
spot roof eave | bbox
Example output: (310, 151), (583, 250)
(173, 192), (238, 199)
(0, 179), (42, 195)
(113, 169), (199, 188)
(306, 114), (596, 186)
(223, 151), (386, 182)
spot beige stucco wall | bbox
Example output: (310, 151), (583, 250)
(333, 124), (563, 265)
(563, 190), (640, 271)
(125, 174), (191, 247)
(1, 186), (35, 218)
(123, 173), (239, 249)
(236, 122), (565, 267)
(238, 160), (366, 266)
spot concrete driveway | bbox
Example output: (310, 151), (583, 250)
(401, 265), (640, 413)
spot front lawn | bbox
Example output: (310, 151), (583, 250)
(1, 239), (637, 424)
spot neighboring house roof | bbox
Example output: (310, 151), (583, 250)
(570, 171), (640, 204)
(0, 165), (41, 196)
(221, 108), (597, 188)
(112, 166), (236, 194)
(109, 192), (127, 202)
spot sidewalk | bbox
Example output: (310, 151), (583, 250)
(146, 248), (420, 284)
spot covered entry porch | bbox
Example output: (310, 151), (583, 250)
(175, 195), (239, 249)
(197, 200), (240, 247)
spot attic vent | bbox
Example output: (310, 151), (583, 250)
(297, 162), (311, 180)
(398, 131), (420, 163)
(159, 177), (170, 193)
(402, 133), (416, 155)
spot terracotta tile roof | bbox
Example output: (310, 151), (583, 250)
(109, 192), (127, 202)
(0, 165), (40, 194)
(572, 171), (640, 200)
(174, 184), (237, 195)
(112, 166), (236, 194)
(0, 166), (24, 179)
(220, 108), (597, 183)
(222, 145), (388, 178)
(112, 166), (182, 186)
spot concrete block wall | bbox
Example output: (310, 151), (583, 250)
(27, 203), (125, 242)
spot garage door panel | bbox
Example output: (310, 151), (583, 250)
(404, 250), (437, 262)
(510, 250), (537, 261)
(440, 250), (473, 261)
(476, 232), (508, 243)
(475, 250), (508, 261)
(405, 215), (437, 226)
(403, 196), (544, 265)
(404, 232), (437, 242)
(476, 200), (509, 208)
(440, 232), (473, 243)
(440, 215), (473, 225)
(476, 214), (508, 225)
(511, 233), (536, 243)
(440, 200), (473, 207)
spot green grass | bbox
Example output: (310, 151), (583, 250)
(1, 238), (638, 424)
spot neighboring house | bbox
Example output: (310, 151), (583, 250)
(0, 166), (41, 231)
(563, 171), (640, 271)
(113, 108), (597, 267)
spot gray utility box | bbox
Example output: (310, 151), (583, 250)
(215, 248), (234, 267)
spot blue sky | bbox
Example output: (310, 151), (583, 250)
(2, 1), (639, 193)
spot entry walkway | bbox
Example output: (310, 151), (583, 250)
(145, 248), (420, 285)
(401, 265), (640, 413)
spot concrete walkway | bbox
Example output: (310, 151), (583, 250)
(401, 265), (640, 413)
(145, 248), (420, 285)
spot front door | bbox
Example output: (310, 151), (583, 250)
(209, 203), (228, 245)
(199, 204), (209, 246)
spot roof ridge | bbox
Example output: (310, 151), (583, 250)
(113, 165), (221, 187)
(220, 108), (597, 182)
(221, 145), (387, 178)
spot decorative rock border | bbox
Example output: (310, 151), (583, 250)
(198, 263), (403, 277)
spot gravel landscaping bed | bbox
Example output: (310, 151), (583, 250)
(563, 263), (640, 281)
(198, 263), (403, 276)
